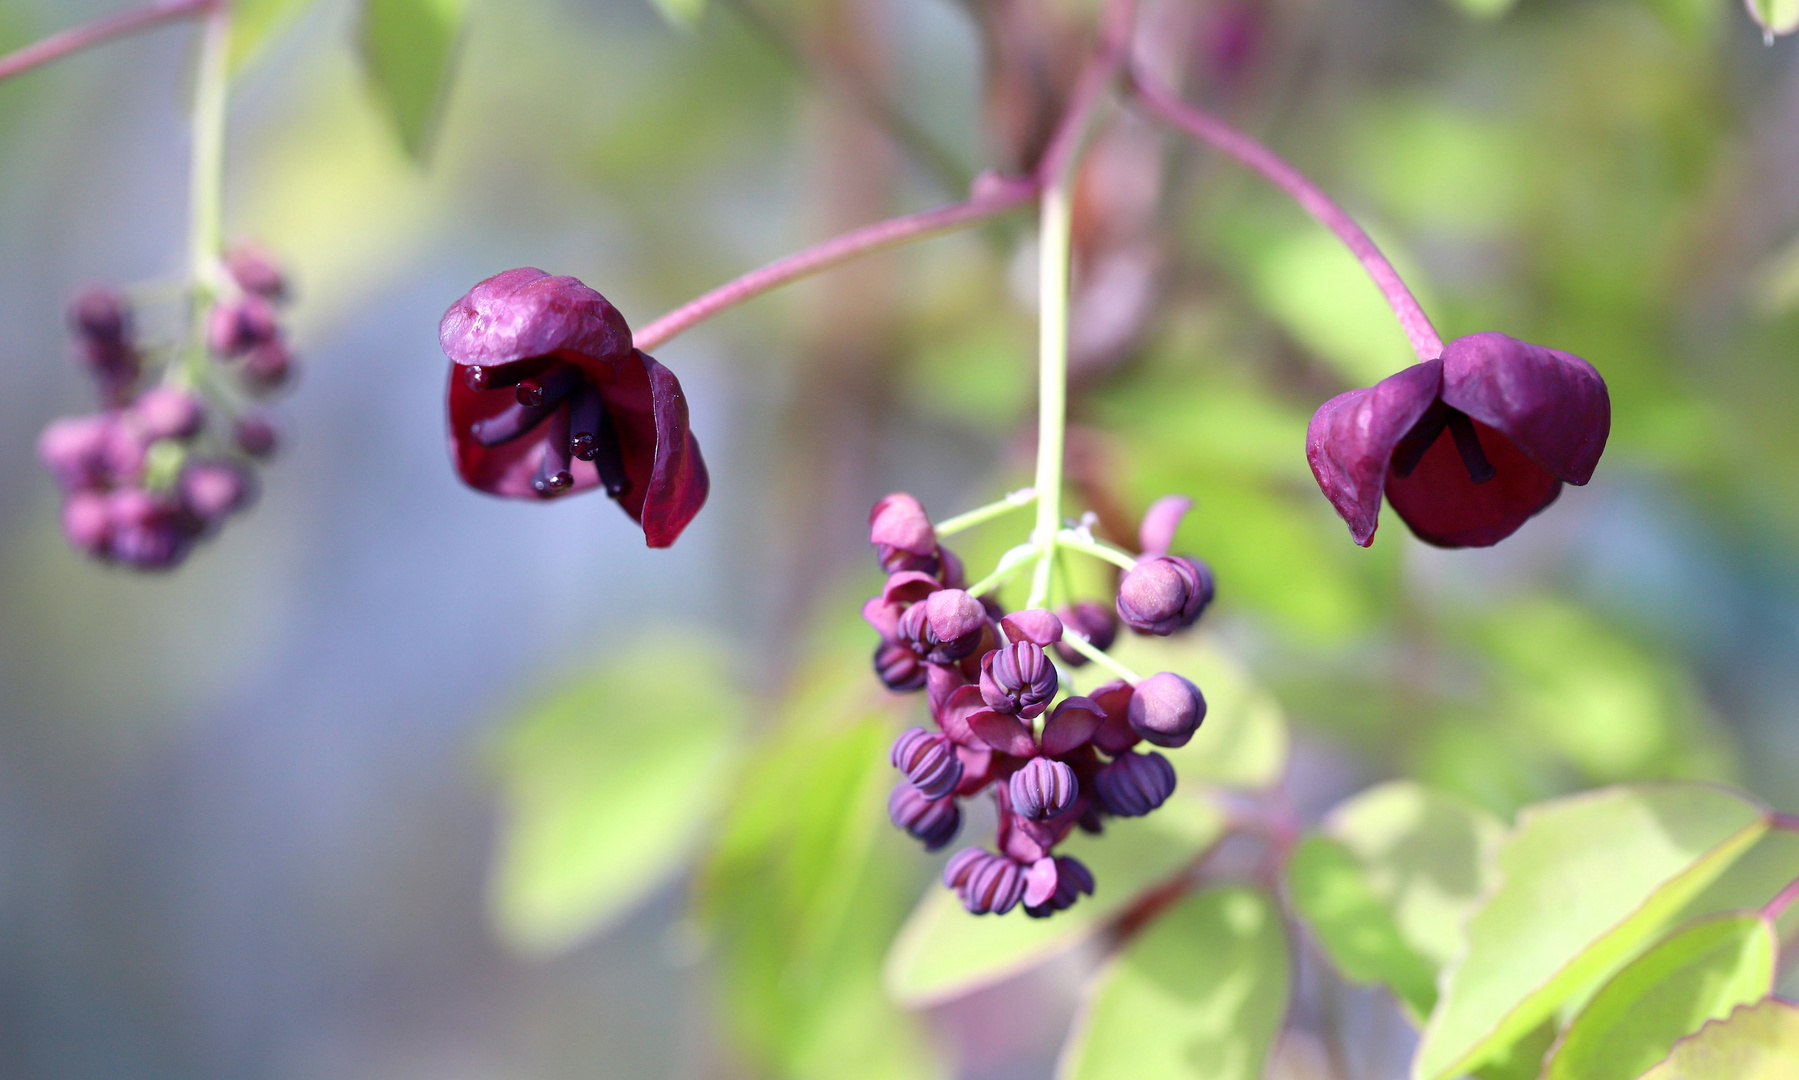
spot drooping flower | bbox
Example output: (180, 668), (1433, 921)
(1306, 332), (1609, 548)
(439, 268), (709, 548)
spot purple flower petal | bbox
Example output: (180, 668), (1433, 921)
(1305, 359), (1443, 547)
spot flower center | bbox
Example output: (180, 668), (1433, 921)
(1390, 402), (1496, 485)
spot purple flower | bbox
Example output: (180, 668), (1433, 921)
(897, 588), (988, 664)
(1052, 600), (1117, 666)
(1306, 332), (1610, 548)
(891, 727), (965, 799)
(1023, 855), (1095, 917)
(441, 268), (710, 547)
(1093, 751), (1176, 817)
(67, 287), (138, 405)
(869, 492), (940, 574)
(946, 849), (1027, 915)
(1008, 757), (1078, 820)
(225, 242), (288, 302)
(979, 641), (1059, 718)
(1127, 672), (1206, 748)
(1116, 555), (1213, 635)
(873, 640), (928, 692)
(888, 784), (961, 850)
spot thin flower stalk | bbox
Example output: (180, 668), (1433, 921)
(0, 0), (215, 85)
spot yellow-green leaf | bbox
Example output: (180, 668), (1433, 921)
(229, 0), (317, 72)
(1745, 0), (1799, 37)
(358, 0), (470, 160)
(1636, 998), (1799, 1079)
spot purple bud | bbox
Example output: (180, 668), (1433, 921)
(890, 727), (964, 799)
(1116, 555), (1213, 635)
(1127, 672), (1206, 748)
(870, 493), (938, 573)
(225, 242), (288, 302)
(1093, 751), (1176, 817)
(959, 852), (1026, 915)
(1008, 757), (1078, 820)
(208, 295), (280, 358)
(60, 491), (111, 556)
(179, 461), (255, 526)
(888, 784), (961, 850)
(943, 847), (989, 890)
(1024, 854), (1096, 917)
(1053, 600), (1118, 666)
(105, 488), (190, 570)
(979, 641), (1059, 718)
(67, 287), (138, 404)
(241, 341), (294, 395)
(37, 414), (112, 490)
(128, 387), (205, 441)
(873, 641), (927, 692)
(233, 412), (280, 458)
(1137, 495), (1193, 558)
(898, 589), (987, 664)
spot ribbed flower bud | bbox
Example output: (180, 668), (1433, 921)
(1115, 555), (1213, 635)
(869, 492), (939, 574)
(979, 641), (1058, 718)
(1052, 600), (1118, 666)
(887, 784), (960, 850)
(943, 847), (989, 890)
(898, 588), (987, 664)
(128, 387), (205, 442)
(1093, 750), (1177, 817)
(1127, 672), (1206, 748)
(873, 641), (927, 692)
(1008, 757), (1078, 820)
(890, 727), (964, 799)
(1023, 854), (1096, 916)
(958, 852), (1026, 915)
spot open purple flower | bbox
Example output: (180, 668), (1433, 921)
(440, 268), (709, 548)
(1306, 332), (1609, 548)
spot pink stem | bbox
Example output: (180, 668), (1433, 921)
(1033, 0), (1138, 185)
(1129, 68), (1444, 364)
(1765, 875), (1799, 923)
(0, 0), (215, 85)
(633, 176), (1037, 352)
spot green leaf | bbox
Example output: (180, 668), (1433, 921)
(229, 0), (318, 72)
(1635, 998), (1799, 1080)
(883, 795), (1225, 1007)
(1440, 0), (1517, 19)
(647, 0), (708, 29)
(1079, 634), (1289, 790)
(1413, 783), (1770, 1080)
(1247, 226), (1433, 386)
(1746, 0), (1799, 36)
(487, 634), (747, 956)
(1056, 887), (1288, 1080)
(358, 0), (470, 160)
(1547, 913), (1776, 1080)
(1289, 781), (1503, 1019)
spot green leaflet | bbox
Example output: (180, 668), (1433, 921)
(1636, 998), (1799, 1079)
(229, 0), (317, 72)
(486, 635), (748, 956)
(358, 0), (470, 160)
(1412, 783), (1769, 1080)
(883, 795), (1225, 1007)
(1289, 781), (1503, 1020)
(1746, 0), (1799, 36)
(1547, 913), (1776, 1080)
(1056, 887), (1288, 1080)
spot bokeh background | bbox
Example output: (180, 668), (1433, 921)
(1, 0), (1797, 1076)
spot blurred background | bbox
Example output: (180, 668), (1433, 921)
(1, 0), (1797, 1076)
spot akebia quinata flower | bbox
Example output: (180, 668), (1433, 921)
(439, 268), (710, 548)
(1306, 332), (1610, 548)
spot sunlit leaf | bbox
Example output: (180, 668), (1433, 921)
(647, 0), (708, 29)
(487, 634), (747, 956)
(1413, 783), (1769, 1080)
(358, 0), (470, 160)
(1745, 0), (1799, 37)
(229, 0), (317, 72)
(883, 796), (1226, 1008)
(1547, 913), (1775, 1080)
(1439, 0), (1517, 19)
(1290, 781), (1502, 1020)
(1056, 887), (1288, 1080)
(1635, 998), (1799, 1079)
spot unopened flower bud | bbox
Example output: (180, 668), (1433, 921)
(208, 295), (280, 358)
(60, 491), (111, 556)
(891, 727), (964, 799)
(1052, 600), (1118, 666)
(241, 341), (294, 395)
(958, 851), (1026, 915)
(106, 488), (190, 570)
(943, 847), (989, 890)
(67, 287), (139, 403)
(37, 414), (111, 490)
(233, 412), (280, 458)
(998, 608), (1063, 647)
(874, 641), (927, 692)
(980, 642), (1058, 718)
(1093, 751), (1176, 817)
(899, 588), (987, 664)
(179, 461), (254, 525)
(869, 492), (938, 574)
(129, 386), (205, 441)
(1127, 672), (1205, 747)
(225, 242), (288, 302)
(1008, 757), (1078, 820)
(888, 783), (961, 850)
(1023, 854), (1095, 916)
(1116, 555), (1213, 635)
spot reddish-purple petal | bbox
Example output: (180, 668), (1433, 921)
(1438, 332), (1610, 486)
(936, 684), (989, 748)
(1137, 494), (1192, 558)
(999, 608), (1064, 647)
(596, 350), (708, 547)
(447, 370), (604, 500)
(1305, 359), (1443, 546)
(439, 268), (633, 379)
(1040, 696), (1104, 756)
(968, 709), (1037, 757)
(1384, 416), (1562, 547)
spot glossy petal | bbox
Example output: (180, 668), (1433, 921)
(1383, 416), (1562, 548)
(968, 709), (1038, 757)
(1040, 696), (1105, 756)
(1439, 332), (1609, 486)
(1305, 359), (1443, 546)
(439, 268), (633, 379)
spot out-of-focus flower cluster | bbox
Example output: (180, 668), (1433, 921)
(868, 493), (1213, 917)
(36, 244), (293, 570)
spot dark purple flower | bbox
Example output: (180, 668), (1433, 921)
(979, 641), (1059, 718)
(233, 412), (280, 458)
(891, 727), (965, 799)
(1093, 751), (1176, 817)
(1040, 696), (1105, 756)
(897, 588), (988, 664)
(208, 294), (280, 358)
(874, 640), (927, 692)
(1052, 600), (1117, 666)
(1116, 555), (1213, 635)
(240, 341), (295, 396)
(1023, 854), (1095, 917)
(68, 287), (138, 405)
(952, 850), (1027, 915)
(1306, 331), (1610, 548)
(1087, 680), (1141, 755)
(869, 493), (939, 574)
(105, 488), (190, 570)
(441, 268), (709, 547)
(1009, 757), (1078, 820)
(1127, 672), (1206, 748)
(888, 784), (961, 850)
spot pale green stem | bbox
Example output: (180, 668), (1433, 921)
(1060, 631), (1142, 684)
(933, 487), (1037, 538)
(181, 0), (231, 385)
(1025, 171), (1075, 609)
(964, 542), (1040, 598)
(1057, 530), (1139, 572)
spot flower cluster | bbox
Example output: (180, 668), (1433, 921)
(869, 493), (1212, 917)
(35, 247), (291, 570)
(438, 268), (709, 548)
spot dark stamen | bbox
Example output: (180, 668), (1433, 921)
(470, 401), (555, 447)
(516, 362), (584, 409)
(532, 407), (574, 496)
(463, 357), (551, 393)
(1446, 411), (1495, 484)
(567, 387), (604, 461)
(587, 401), (629, 499)
(1389, 401), (1451, 479)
